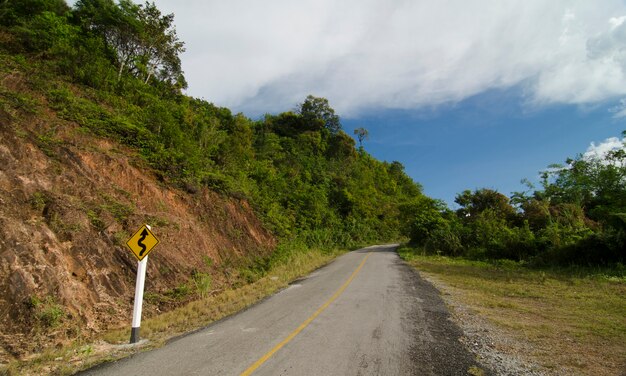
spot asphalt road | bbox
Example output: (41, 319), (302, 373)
(81, 245), (484, 375)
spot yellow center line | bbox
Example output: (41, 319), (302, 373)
(240, 252), (373, 376)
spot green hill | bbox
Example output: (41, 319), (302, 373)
(0, 0), (423, 364)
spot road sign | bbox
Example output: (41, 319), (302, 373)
(126, 224), (160, 261)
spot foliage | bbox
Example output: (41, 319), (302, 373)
(402, 141), (626, 266)
(165, 283), (190, 300)
(353, 127), (368, 147)
(0, 1), (423, 252)
(6, 0), (621, 267)
(2, 0), (185, 92)
(455, 188), (517, 222)
(192, 272), (212, 299)
(0, 0), (69, 27)
(73, 0), (186, 87)
(30, 191), (50, 212)
(298, 95), (341, 134)
(29, 295), (65, 328)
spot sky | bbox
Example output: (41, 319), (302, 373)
(76, 0), (626, 205)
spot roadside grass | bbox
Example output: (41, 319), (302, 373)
(4, 246), (345, 376)
(398, 246), (626, 376)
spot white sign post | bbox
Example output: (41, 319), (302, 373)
(126, 224), (159, 344)
(130, 254), (148, 343)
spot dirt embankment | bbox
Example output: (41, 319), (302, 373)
(0, 73), (275, 362)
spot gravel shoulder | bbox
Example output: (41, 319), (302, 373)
(416, 271), (550, 376)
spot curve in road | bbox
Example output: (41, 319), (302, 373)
(80, 245), (485, 375)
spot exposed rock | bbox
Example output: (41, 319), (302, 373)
(0, 97), (275, 361)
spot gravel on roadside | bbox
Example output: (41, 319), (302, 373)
(416, 272), (550, 376)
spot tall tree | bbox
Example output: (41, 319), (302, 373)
(73, 0), (185, 88)
(298, 95), (341, 134)
(353, 127), (368, 147)
(135, 2), (185, 86)
(74, 0), (139, 80)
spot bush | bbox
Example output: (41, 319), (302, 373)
(192, 272), (212, 299)
(30, 296), (64, 328)
(423, 223), (463, 256)
(539, 229), (625, 266)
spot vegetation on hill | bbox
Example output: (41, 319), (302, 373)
(0, 0), (423, 252)
(2, 0), (624, 267)
(0, 2), (426, 369)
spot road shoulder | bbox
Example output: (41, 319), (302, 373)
(394, 253), (493, 375)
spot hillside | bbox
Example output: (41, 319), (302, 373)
(0, 0), (423, 363)
(0, 73), (276, 359)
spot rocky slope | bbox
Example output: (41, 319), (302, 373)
(0, 71), (275, 361)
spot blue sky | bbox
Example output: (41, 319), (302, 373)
(68, 0), (626, 206)
(342, 91), (624, 205)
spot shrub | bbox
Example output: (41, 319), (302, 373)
(192, 272), (212, 299)
(30, 296), (64, 328)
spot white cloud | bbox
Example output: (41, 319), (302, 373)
(583, 136), (626, 160)
(609, 98), (626, 118)
(126, 1), (626, 116)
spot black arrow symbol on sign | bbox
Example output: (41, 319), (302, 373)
(138, 229), (149, 256)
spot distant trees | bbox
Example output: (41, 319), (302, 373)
(455, 188), (516, 222)
(245, 95), (422, 241)
(402, 137), (626, 265)
(540, 147), (626, 221)
(400, 196), (461, 255)
(353, 127), (368, 147)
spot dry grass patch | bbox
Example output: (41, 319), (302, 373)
(399, 248), (626, 376)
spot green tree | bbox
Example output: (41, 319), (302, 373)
(540, 141), (626, 224)
(13, 10), (77, 53)
(134, 2), (185, 87)
(299, 95), (341, 134)
(74, 0), (139, 79)
(455, 188), (517, 223)
(73, 0), (185, 88)
(353, 127), (368, 147)
(399, 196), (462, 255)
(0, 0), (68, 26)
(326, 131), (356, 161)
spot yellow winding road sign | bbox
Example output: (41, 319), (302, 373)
(126, 225), (160, 261)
